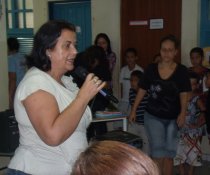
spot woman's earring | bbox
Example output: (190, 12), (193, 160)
(46, 50), (51, 58)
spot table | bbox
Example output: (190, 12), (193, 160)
(92, 116), (128, 131)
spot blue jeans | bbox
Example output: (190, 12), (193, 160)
(144, 112), (178, 158)
(6, 169), (30, 175)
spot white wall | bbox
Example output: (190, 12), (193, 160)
(33, 0), (49, 33)
(91, 0), (121, 97)
(181, 0), (200, 66)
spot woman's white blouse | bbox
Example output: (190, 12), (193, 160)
(8, 67), (92, 175)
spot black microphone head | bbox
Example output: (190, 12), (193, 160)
(73, 66), (119, 104)
(74, 66), (89, 80)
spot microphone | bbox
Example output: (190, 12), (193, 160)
(73, 66), (119, 103)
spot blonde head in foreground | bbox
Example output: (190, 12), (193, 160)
(71, 140), (160, 175)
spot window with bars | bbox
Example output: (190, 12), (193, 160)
(5, 0), (34, 55)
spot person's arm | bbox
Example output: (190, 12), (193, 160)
(22, 73), (106, 146)
(177, 92), (189, 127)
(177, 65), (192, 127)
(8, 72), (16, 109)
(109, 52), (116, 73)
(197, 98), (206, 127)
(205, 93), (210, 144)
(119, 68), (123, 99)
(129, 88), (146, 122)
(120, 83), (123, 98)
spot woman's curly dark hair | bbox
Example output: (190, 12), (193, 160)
(26, 20), (75, 72)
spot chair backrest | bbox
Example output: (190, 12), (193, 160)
(0, 109), (19, 153)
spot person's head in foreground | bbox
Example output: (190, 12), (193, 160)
(71, 140), (160, 175)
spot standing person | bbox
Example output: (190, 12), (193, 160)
(119, 48), (143, 115)
(7, 20), (106, 175)
(189, 47), (209, 143)
(174, 72), (206, 175)
(7, 37), (27, 109)
(128, 70), (150, 155)
(189, 47), (208, 93)
(204, 70), (210, 143)
(129, 34), (191, 175)
(71, 140), (160, 175)
(81, 45), (112, 113)
(73, 45), (112, 139)
(94, 33), (116, 75)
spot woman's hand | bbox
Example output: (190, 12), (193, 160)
(176, 112), (186, 128)
(128, 109), (136, 123)
(178, 92), (189, 128)
(77, 73), (106, 102)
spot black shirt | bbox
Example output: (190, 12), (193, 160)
(140, 63), (191, 119)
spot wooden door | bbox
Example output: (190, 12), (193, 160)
(121, 0), (182, 68)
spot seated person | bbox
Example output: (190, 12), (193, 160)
(73, 45), (112, 139)
(71, 140), (160, 175)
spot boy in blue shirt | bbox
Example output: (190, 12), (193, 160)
(128, 70), (150, 154)
(7, 37), (26, 109)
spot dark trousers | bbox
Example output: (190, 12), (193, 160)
(7, 169), (30, 175)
